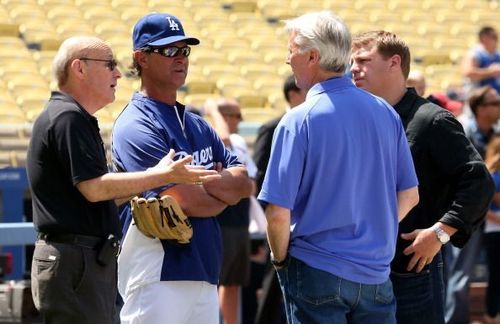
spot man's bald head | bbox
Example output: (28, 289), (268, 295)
(53, 36), (110, 87)
(406, 70), (426, 96)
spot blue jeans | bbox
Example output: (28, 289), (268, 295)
(390, 251), (445, 324)
(276, 256), (396, 324)
(444, 230), (483, 324)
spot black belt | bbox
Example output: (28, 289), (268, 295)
(38, 233), (103, 249)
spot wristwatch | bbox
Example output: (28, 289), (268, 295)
(433, 226), (450, 244)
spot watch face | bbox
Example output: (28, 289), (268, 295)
(437, 230), (450, 243)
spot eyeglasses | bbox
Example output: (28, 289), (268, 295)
(142, 46), (191, 58)
(483, 100), (500, 107)
(79, 58), (118, 71)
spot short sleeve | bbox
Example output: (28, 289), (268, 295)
(51, 111), (108, 185)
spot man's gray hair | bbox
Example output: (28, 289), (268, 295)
(285, 11), (351, 73)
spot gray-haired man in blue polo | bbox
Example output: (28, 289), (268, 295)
(258, 11), (419, 323)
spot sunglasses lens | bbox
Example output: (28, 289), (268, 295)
(164, 47), (180, 57)
(163, 47), (190, 57)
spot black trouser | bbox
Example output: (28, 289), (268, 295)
(31, 239), (117, 324)
(484, 232), (500, 318)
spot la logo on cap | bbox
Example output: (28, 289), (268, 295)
(166, 17), (180, 31)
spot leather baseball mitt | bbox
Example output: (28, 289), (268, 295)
(130, 195), (193, 244)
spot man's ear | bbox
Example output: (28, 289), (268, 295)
(69, 59), (85, 80)
(134, 51), (148, 69)
(389, 54), (402, 71)
(309, 48), (320, 66)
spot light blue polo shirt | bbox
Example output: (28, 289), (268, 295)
(258, 76), (418, 284)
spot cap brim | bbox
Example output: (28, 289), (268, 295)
(148, 35), (200, 47)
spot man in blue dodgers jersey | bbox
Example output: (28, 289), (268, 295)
(258, 11), (419, 323)
(112, 13), (253, 324)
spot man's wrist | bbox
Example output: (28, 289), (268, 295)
(270, 252), (288, 267)
(432, 223), (451, 244)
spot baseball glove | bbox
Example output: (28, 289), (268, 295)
(130, 195), (193, 244)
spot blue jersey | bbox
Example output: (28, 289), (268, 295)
(472, 46), (500, 92)
(112, 92), (240, 296)
(258, 77), (418, 284)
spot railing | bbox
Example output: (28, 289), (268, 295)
(0, 167), (31, 280)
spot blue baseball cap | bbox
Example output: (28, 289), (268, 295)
(133, 13), (200, 50)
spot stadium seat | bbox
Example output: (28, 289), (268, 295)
(190, 50), (227, 65)
(46, 5), (84, 25)
(56, 23), (94, 41)
(418, 51), (454, 66)
(203, 64), (240, 80)
(0, 125), (23, 139)
(94, 21), (130, 41)
(0, 138), (30, 152)
(83, 6), (121, 24)
(184, 80), (218, 95)
(0, 23), (19, 37)
(253, 77), (283, 97)
(226, 50), (262, 65)
(11, 150), (27, 167)
(240, 107), (281, 124)
(223, 1), (258, 13)
(240, 63), (278, 81)
(184, 93), (219, 109)
(291, 0), (323, 12)
(0, 150), (13, 167)
(237, 94), (268, 109)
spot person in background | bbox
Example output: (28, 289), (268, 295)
(27, 36), (219, 323)
(204, 97), (257, 324)
(482, 135), (500, 324)
(253, 74), (306, 194)
(444, 85), (500, 324)
(406, 70), (426, 97)
(260, 12), (419, 323)
(351, 30), (494, 324)
(112, 13), (252, 324)
(462, 26), (500, 94)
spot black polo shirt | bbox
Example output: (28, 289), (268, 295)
(391, 88), (494, 272)
(27, 91), (120, 238)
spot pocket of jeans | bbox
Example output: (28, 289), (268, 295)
(295, 261), (340, 305)
(390, 270), (433, 309)
(375, 280), (395, 305)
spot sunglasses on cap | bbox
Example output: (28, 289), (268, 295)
(142, 46), (191, 58)
(79, 57), (118, 71)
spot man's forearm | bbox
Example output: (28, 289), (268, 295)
(397, 186), (419, 222)
(265, 204), (291, 261)
(162, 184), (227, 217)
(203, 166), (253, 204)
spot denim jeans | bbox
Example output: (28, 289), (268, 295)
(444, 230), (483, 324)
(276, 256), (396, 324)
(390, 251), (445, 324)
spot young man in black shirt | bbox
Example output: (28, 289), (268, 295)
(351, 31), (494, 324)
